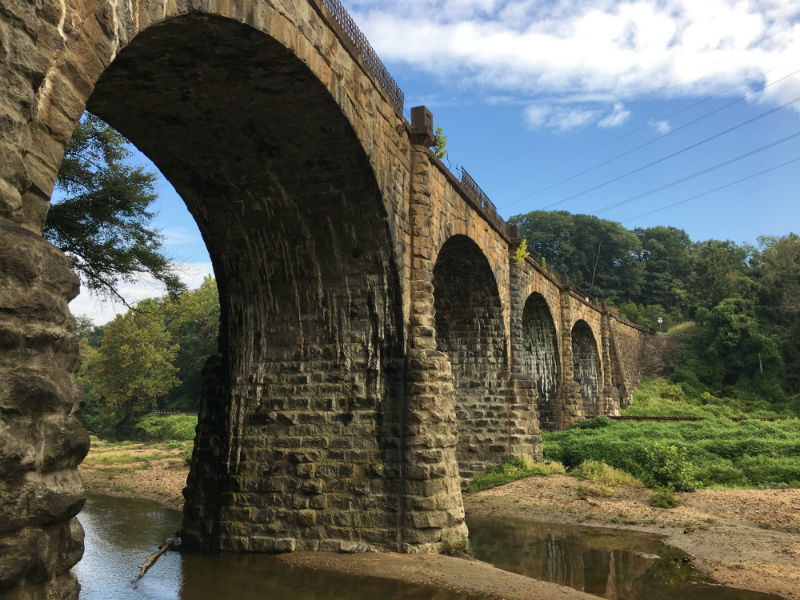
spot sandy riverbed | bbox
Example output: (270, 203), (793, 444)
(79, 444), (799, 599)
(466, 475), (800, 599)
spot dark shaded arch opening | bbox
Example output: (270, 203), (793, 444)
(83, 13), (405, 552)
(571, 320), (601, 416)
(521, 293), (560, 431)
(432, 235), (507, 484)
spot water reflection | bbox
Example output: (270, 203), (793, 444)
(467, 518), (782, 600)
(75, 494), (472, 600)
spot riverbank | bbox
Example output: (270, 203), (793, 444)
(466, 475), (800, 600)
(79, 441), (799, 599)
(79, 439), (189, 510)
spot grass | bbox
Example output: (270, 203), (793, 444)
(624, 377), (800, 420)
(571, 459), (643, 489)
(440, 538), (473, 557)
(543, 379), (800, 490)
(467, 457), (566, 492)
(82, 451), (164, 466)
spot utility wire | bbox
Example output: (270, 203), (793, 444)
(500, 78), (800, 210)
(529, 94), (800, 210)
(623, 155), (800, 223)
(485, 18), (798, 176)
(491, 65), (797, 193)
(595, 131), (800, 214)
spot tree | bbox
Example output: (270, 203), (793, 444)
(43, 113), (184, 304)
(509, 210), (644, 303)
(92, 299), (179, 431)
(633, 226), (693, 313)
(686, 240), (753, 314)
(162, 276), (220, 411)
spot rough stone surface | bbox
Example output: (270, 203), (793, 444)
(0, 1), (647, 597)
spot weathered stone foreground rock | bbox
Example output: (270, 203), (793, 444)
(0, 1), (646, 598)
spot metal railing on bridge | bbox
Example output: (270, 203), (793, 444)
(459, 167), (508, 233)
(319, 0), (405, 114)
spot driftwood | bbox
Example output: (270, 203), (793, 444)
(134, 538), (181, 584)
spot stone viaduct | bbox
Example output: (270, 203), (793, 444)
(0, 0), (647, 597)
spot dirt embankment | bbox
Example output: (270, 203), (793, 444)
(80, 442), (800, 599)
(466, 475), (800, 600)
(79, 440), (189, 510)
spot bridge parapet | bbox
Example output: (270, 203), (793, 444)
(316, 0), (404, 114)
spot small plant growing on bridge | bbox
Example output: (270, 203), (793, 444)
(512, 239), (530, 265)
(433, 125), (448, 159)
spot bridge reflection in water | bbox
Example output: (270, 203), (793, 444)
(467, 518), (782, 600)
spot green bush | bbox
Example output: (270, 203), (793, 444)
(649, 487), (680, 509)
(134, 414), (198, 441)
(543, 415), (800, 490)
(645, 442), (698, 491)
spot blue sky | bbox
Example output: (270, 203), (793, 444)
(70, 0), (800, 322)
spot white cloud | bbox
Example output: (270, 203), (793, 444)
(598, 102), (631, 127)
(524, 104), (602, 130)
(69, 262), (215, 325)
(350, 1), (800, 109)
(648, 118), (672, 134)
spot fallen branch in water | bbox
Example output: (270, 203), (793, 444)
(134, 538), (181, 583)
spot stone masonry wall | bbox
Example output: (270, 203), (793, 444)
(0, 0), (648, 595)
(520, 293), (560, 431)
(571, 320), (603, 418)
(433, 235), (510, 485)
(607, 314), (648, 407)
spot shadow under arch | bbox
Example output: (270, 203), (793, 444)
(521, 293), (560, 431)
(432, 234), (508, 485)
(80, 13), (406, 552)
(571, 319), (601, 416)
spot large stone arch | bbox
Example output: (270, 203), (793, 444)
(571, 319), (602, 417)
(0, 2), (436, 597)
(521, 293), (560, 431)
(432, 234), (509, 484)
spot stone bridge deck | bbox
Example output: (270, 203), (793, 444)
(0, 1), (647, 597)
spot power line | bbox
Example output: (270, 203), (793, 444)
(491, 65), (798, 194)
(595, 131), (800, 215)
(531, 94), (800, 211)
(623, 155), (800, 224)
(500, 78), (800, 210)
(483, 17), (799, 176)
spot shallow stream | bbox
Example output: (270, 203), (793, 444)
(74, 494), (782, 599)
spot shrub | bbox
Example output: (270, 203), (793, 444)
(134, 414), (198, 441)
(440, 538), (472, 557)
(571, 460), (643, 489)
(649, 487), (680, 509)
(645, 442), (698, 491)
(576, 416), (613, 429)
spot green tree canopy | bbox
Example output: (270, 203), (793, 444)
(92, 298), (179, 430)
(509, 210), (644, 303)
(44, 113), (184, 304)
(162, 276), (220, 411)
(633, 226), (693, 312)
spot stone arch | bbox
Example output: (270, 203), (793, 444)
(4, 1), (414, 577)
(571, 320), (602, 415)
(521, 293), (560, 431)
(432, 234), (508, 484)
